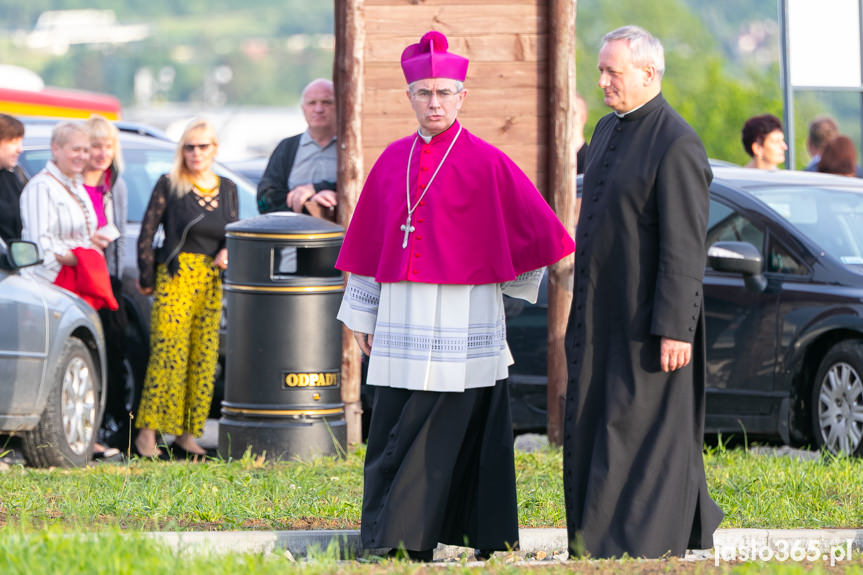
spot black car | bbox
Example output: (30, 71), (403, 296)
(506, 166), (863, 456)
(18, 120), (259, 440)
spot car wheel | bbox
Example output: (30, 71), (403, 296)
(22, 338), (100, 467)
(810, 340), (863, 456)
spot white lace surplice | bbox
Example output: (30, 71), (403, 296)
(337, 270), (544, 392)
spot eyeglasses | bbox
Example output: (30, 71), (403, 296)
(183, 143), (213, 152)
(410, 89), (461, 103)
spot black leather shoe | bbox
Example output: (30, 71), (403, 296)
(475, 549), (494, 561)
(387, 548), (434, 562)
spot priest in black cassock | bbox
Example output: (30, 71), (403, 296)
(563, 25), (723, 559)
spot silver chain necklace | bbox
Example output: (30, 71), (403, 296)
(401, 125), (463, 248)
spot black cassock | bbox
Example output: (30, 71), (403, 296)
(361, 381), (519, 554)
(563, 94), (723, 558)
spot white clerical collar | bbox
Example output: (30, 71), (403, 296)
(614, 101), (649, 118)
(417, 121), (458, 144)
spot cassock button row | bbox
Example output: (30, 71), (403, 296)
(417, 218), (424, 223)
(689, 326), (694, 332)
(414, 253), (421, 258)
(610, 144), (617, 150)
(419, 201), (425, 206)
(423, 148), (431, 154)
(587, 214), (593, 220)
(412, 269), (418, 274)
(416, 235), (422, 240)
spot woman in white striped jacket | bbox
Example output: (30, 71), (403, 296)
(20, 122), (113, 282)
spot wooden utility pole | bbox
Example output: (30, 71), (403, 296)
(335, 0), (365, 448)
(546, 0), (577, 446)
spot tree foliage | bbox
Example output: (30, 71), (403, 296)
(0, 1), (334, 106)
(576, 0), (785, 165)
(2, 0), (820, 165)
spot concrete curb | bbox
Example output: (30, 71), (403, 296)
(143, 528), (863, 560)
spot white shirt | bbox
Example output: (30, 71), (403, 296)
(20, 161), (96, 283)
(337, 270), (544, 392)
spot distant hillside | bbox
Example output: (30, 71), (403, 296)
(684, 0), (779, 70)
(0, 1), (335, 106)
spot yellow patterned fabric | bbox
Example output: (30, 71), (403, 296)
(136, 252), (222, 437)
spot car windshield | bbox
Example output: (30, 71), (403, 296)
(748, 185), (863, 265)
(19, 148), (259, 222)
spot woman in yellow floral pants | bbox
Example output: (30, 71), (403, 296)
(136, 253), (222, 442)
(135, 118), (238, 458)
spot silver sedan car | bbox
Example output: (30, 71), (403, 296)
(0, 240), (106, 467)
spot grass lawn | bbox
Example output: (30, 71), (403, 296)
(0, 443), (861, 573)
(0, 443), (861, 530)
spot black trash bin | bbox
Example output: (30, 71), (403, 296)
(218, 212), (346, 461)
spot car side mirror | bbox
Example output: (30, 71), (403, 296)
(7, 240), (42, 270)
(707, 241), (767, 292)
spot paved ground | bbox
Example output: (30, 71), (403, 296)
(143, 527), (863, 563)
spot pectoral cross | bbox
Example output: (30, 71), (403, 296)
(400, 214), (415, 248)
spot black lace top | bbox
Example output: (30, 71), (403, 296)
(137, 174), (238, 289)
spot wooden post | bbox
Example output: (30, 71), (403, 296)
(335, 0), (365, 448)
(546, 0), (577, 446)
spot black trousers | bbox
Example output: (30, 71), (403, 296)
(97, 276), (129, 447)
(361, 381), (519, 552)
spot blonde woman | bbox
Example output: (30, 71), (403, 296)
(135, 118), (237, 458)
(20, 122), (110, 282)
(83, 115), (129, 460)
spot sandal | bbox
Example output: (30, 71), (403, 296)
(92, 446), (125, 463)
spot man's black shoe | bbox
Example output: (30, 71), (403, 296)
(387, 548), (434, 562)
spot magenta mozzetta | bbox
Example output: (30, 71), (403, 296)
(336, 120), (574, 283)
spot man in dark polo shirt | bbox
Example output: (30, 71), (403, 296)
(256, 78), (337, 220)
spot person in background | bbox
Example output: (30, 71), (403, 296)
(21, 121), (118, 463)
(804, 115), (839, 172)
(817, 134), (858, 177)
(575, 92), (589, 175)
(0, 114), (27, 244)
(83, 115), (129, 460)
(20, 122), (113, 282)
(134, 118), (237, 459)
(741, 114), (787, 171)
(257, 78), (337, 220)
